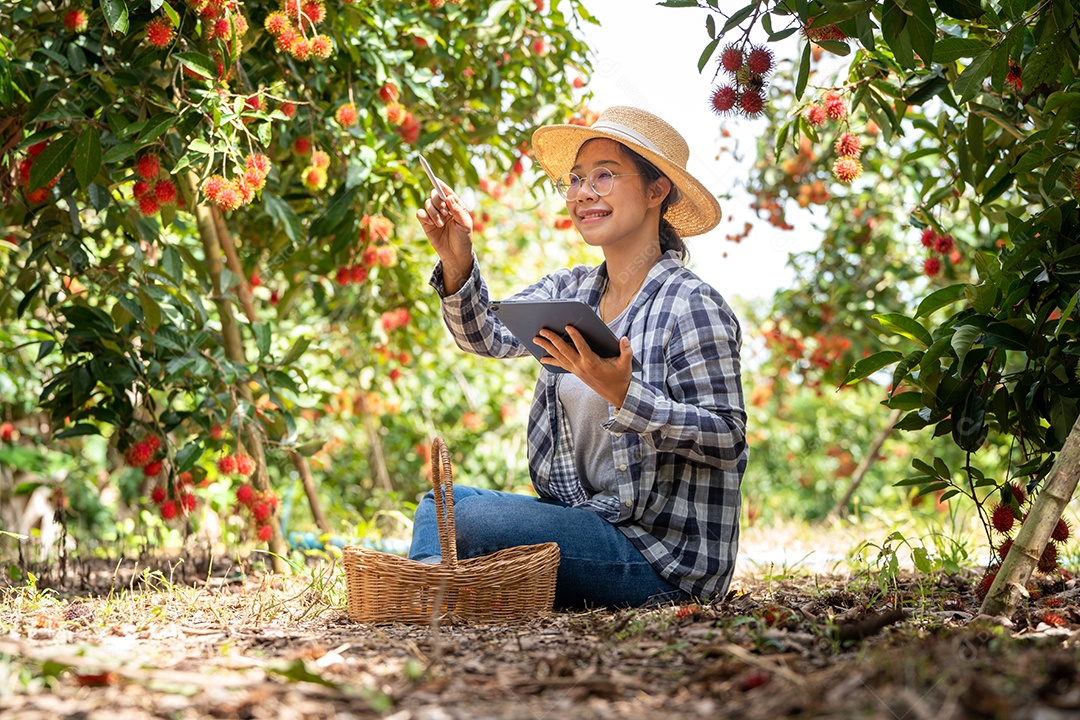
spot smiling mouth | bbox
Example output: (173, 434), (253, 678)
(578, 210), (611, 220)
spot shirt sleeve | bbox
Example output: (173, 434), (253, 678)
(429, 255), (557, 360)
(604, 290), (746, 470)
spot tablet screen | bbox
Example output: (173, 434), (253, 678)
(490, 299), (636, 374)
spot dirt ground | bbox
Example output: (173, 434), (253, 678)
(2, 542), (1080, 720)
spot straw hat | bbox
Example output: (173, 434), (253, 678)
(531, 106), (722, 238)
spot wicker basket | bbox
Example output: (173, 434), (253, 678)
(343, 437), (560, 624)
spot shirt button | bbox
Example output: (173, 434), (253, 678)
(623, 500), (632, 508)
(619, 463), (628, 472)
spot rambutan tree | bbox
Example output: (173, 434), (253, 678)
(665, 0), (1080, 617)
(0, 0), (593, 569)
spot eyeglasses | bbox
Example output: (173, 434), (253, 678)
(554, 167), (644, 199)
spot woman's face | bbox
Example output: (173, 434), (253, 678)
(566, 139), (661, 250)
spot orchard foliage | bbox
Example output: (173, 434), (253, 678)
(674, 0), (1080, 549)
(0, 0), (596, 553)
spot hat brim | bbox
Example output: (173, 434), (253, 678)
(531, 123), (722, 238)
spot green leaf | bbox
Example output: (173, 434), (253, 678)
(892, 350), (926, 392)
(161, 245), (183, 284)
(103, 141), (139, 164)
(697, 37), (721, 74)
(139, 114), (175, 145)
(795, 41), (811, 100)
(281, 337), (311, 366)
(55, 423), (100, 439)
(73, 129), (102, 191)
(954, 49), (994, 103)
(264, 194), (302, 243)
(934, 37), (990, 63)
(841, 350), (903, 387)
(721, 4), (755, 34)
(906, 0), (936, 65)
(28, 133), (77, 191)
(885, 391), (924, 411)
(815, 40), (851, 56)
(175, 440), (205, 473)
(912, 546), (933, 574)
(935, 0), (984, 20)
(874, 313), (933, 347)
(952, 393), (987, 451)
(916, 283), (968, 318)
(981, 321), (1029, 352)
(253, 322), (271, 359)
(267, 659), (339, 689)
(1023, 32), (1066, 92)
(100, 0), (129, 34)
(951, 324), (981, 369)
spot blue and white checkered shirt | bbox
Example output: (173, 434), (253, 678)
(430, 249), (747, 599)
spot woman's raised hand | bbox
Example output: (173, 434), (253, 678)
(416, 181), (474, 294)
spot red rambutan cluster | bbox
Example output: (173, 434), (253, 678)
(709, 43), (773, 119)
(202, 152), (272, 211)
(149, 471), (197, 520)
(263, 1), (333, 62)
(981, 481), (1072, 598)
(380, 307), (411, 333)
(917, 227), (960, 277)
(234, 483), (279, 542)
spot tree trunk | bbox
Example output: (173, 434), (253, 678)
(829, 408), (902, 520)
(212, 207), (333, 537)
(188, 176), (287, 572)
(981, 414), (1080, 617)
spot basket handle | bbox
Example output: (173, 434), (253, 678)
(430, 437), (458, 567)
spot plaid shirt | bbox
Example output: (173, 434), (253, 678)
(430, 250), (747, 599)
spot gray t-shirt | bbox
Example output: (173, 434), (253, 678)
(555, 303), (631, 517)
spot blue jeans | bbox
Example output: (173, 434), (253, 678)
(408, 485), (691, 609)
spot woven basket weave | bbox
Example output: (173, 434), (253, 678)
(343, 438), (560, 624)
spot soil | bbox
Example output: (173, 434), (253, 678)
(2, 547), (1080, 719)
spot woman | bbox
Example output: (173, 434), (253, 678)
(411, 106), (747, 608)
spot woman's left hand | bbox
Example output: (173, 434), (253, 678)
(535, 326), (634, 408)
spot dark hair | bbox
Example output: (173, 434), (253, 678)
(614, 143), (688, 262)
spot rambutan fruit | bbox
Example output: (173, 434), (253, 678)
(934, 234), (954, 255)
(804, 104), (826, 126)
(310, 150), (330, 170)
(302, 166), (328, 191)
(335, 103), (358, 127)
(160, 500), (178, 520)
(997, 537), (1013, 561)
(991, 503), (1016, 533)
(252, 502), (272, 523)
(739, 89), (764, 117)
(136, 154), (160, 180)
(834, 132), (862, 157)
(151, 487), (167, 504)
(217, 455), (238, 475)
(378, 83), (400, 104)
(976, 568), (998, 600)
(1009, 482), (1028, 506)
(143, 460), (163, 477)
(824, 92), (847, 121)
(144, 17), (175, 49)
(1041, 611), (1067, 627)
(154, 179), (177, 205)
(920, 228), (937, 248)
(245, 153), (271, 176)
(746, 46), (774, 75)
(923, 256), (942, 277)
(310, 35), (333, 59)
(710, 86), (738, 115)
(203, 175), (227, 202)
(236, 484), (255, 505)
(1052, 518), (1071, 543)
(257, 524), (273, 542)
(234, 454), (256, 477)
(180, 493), (197, 512)
(831, 155), (862, 184)
(1039, 542), (1059, 573)
(720, 45), (744, 73)
(292, 136), (311, 154)
(64, 9), (89, 33)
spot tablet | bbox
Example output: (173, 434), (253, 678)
(489, 299), (639, 374)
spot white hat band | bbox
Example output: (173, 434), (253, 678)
(591, 121), (664, 157)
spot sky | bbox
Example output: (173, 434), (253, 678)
(573, 0), (824, 305)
